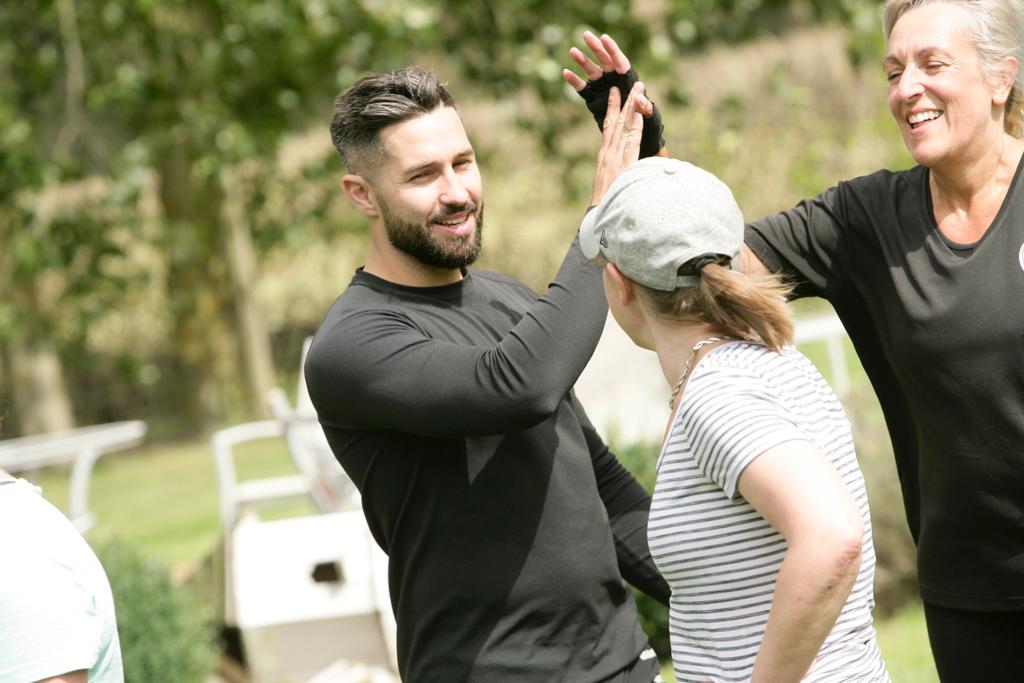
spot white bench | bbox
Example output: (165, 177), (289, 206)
(0, 420), (147, 532)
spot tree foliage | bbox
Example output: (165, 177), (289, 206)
(0, 0), (880, 434)
(95, 538), (219, 683)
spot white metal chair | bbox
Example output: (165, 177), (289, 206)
(210, 338), (398, 681)
(212, 338), (354, 527)
(0, 420), (147, 532)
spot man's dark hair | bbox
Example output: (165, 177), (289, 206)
(329, 66), (456, 175)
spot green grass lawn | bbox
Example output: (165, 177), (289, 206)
(21, 316), (933, 678)
(876, 604), (939, 682)
(25, 427), (938, 680)
(25, 317), (937, 679)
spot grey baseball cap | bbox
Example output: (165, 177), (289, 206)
(579, 156), (744, 291)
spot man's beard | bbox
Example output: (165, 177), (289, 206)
(380, 198), (484, 270)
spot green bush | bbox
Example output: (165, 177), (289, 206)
(94, 539), (219, 683)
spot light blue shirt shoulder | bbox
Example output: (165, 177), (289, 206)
(0, 478), (123, 683)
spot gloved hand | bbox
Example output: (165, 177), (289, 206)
(577, 67), (665, 158)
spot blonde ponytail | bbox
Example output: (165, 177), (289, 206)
(640, 264), (794, 350)
(696, 264), (794, 350)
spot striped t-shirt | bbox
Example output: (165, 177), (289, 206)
(649, 341), (889, 682)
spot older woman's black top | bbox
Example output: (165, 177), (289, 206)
(746, 158), (1024, 611)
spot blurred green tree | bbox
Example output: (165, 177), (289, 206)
(2, 0), (416, 431)
(0, 0), (879, 435)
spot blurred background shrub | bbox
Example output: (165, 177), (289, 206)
(95, 538), (219, 683)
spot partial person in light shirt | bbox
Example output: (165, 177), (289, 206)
(0, 462), (123, 683)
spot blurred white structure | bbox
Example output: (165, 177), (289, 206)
(210, 339), (397, 683)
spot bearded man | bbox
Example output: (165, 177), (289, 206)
(304, 65), (670, 682)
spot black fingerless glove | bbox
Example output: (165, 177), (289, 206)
(578, 67), (665, 158)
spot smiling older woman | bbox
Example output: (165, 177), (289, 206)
(743, 3), (1024, 678)
(565, 1), (1024, 680)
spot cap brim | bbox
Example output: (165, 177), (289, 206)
(578, 207), (602, 261)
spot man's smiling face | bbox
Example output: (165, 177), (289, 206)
(371, 106), (485, 270)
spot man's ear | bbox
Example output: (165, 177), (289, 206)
(604, 262), (635, 306)
(342, 174), (380, 218)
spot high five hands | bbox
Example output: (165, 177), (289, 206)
(589, 82), (647, 207)
(563, 31), (667, 160)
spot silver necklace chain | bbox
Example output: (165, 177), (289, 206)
(669, 336), (731, 409)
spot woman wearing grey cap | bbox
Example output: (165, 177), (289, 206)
(581, 101), (890, 681)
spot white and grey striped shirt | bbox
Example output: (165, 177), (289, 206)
(649, 342), (889, 682)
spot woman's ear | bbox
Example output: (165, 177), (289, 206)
(992, 56), (1019, 108)
(342, 174), (380, 217)
(603, 262), (635, 307)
